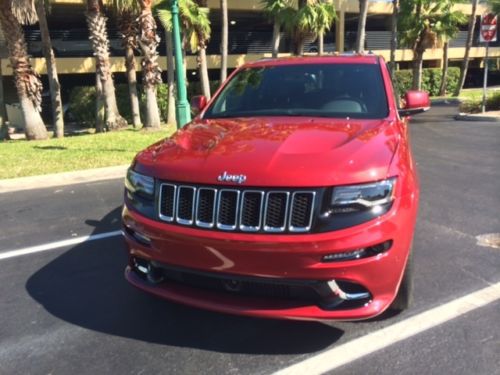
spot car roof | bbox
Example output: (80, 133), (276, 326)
(243, 54), (382, 68)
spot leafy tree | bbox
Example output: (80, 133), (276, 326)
(110, 0), (142, 128)
(454, 0), (479, 96)
(85, 0), (127, 130)
(0, 0), (48, 140)
(399, 0), (466, 90)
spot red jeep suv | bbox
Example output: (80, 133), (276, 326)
(122, 55), (430, 320)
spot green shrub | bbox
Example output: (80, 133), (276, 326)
(459, 91), (500, 113)
(70, 83), (174, 127)
(393, 67), (460, 97)
(68, 86), (96, 127)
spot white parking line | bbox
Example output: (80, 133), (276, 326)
(273, 281), (500, 375)
(0, 230), (122, 261)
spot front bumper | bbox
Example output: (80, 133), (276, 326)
(122, 192), (417, 321)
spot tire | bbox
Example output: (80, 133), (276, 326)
(390, 249), (414, 311)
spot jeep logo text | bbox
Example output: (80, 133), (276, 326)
(217, 171), (247, 184)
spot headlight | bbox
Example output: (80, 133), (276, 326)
(125, 169), (155, 198)
(330, 178), (396, 214)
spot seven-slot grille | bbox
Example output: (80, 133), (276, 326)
(159, 183), (315, 233)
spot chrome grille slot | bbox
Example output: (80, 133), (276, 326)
(196, 188), (217, 228)
(264, 192), (289, 232)
(157, 181), (315, 233)
(217, 189), (240, 230)
(176, 186), (196, 225)
(240, 191), (264, 232)
(159, 184), (176, 222)
(289, 192), (316, 232)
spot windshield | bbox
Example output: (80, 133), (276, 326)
(204, 63), (389, 120)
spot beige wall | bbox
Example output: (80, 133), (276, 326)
(1, 47), (499, 76)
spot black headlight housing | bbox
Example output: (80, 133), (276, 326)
(314, 178), (396, 232)
(124, 168), (157, 219)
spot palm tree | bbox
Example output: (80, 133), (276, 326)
(138, 0), (162, 128)
(286, 0), (336, 56)
(454, 0), (479, 96)
(399, 0), (466, 91)
(110, 0), (142, 128)
(220, 0), (228, 83)
(355, 0), (369, 53)
(156, 5), (177, 126)
(0, 56), (9, 140)
(34, 0), (64, 138)
(85, 0), (127, 130)
(389, 0), (399, 76)
(0, 0), (47, 140)
(437, 10), (465, 96)
(157, 0), (212, 99)
(315, 0), (336, 55)
(165, 29), (177, 126)
(261, 0), (294, 58)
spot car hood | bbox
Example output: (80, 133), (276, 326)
(134, 117), (400, 187)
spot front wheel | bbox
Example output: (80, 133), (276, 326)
(390, 249), (414, 311)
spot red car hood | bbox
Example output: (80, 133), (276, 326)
(134, 117), (400, 187)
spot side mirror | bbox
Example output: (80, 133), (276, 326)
(190, 95), (208, 117)
(398, 90), (430, 117)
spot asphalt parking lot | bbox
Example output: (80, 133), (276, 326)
(0, 104), (499, 375)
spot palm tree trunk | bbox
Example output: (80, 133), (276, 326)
(138, 0), (161, 128)
(199, 47), (211, 99)
(389, 0), (399, 76)
(412, 48), (424, 90)
(272, 20), (280, 58)
(220, 0), (228, 83)
(356, 0), (368, 53)
(36, 0), (64, 138)
(85, 0), (127, 130)
(439, 41), (449, 96)
(0, 0), (47, 140)
(165, 30), (177, 127)
(454, 0), (478, 96)
(0, 58), (10, 140)
(318, 32), (324, 55)
(119, 11), (141, 128)
(95, 68), (105, 133)
(125, 45), (141, 127)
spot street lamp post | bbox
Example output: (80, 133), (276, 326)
(171, 0), (191, 128)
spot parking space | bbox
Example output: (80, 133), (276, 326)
(0, 104), (499, 375)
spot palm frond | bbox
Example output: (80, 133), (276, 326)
(11, 0), (38, 25)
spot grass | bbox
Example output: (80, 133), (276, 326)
(431, 87), (500, 101)
(0, 126), (175, 179)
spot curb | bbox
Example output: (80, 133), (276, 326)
(431, 98), (462, 105)
(0, 165), (129, 194)
(454, 113), (500, 122)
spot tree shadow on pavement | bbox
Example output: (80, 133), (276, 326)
(25, 207), (343, 355)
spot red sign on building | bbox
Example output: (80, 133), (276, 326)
(480, 13), (497, 43)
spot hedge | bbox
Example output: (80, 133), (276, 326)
(459, 91), (500, 113)
(393, 67), (460, 97)
(68, 80), (222, 127)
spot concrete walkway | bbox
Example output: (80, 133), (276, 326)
(0, 165), (128, 194)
